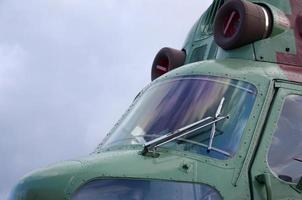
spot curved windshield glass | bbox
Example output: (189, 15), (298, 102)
(101, 76), (257, 159)
(72, 179), (222, 200)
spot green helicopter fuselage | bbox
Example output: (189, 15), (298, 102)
(10, 0), (302, 199)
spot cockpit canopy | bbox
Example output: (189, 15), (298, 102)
(101, 75), (257, 160)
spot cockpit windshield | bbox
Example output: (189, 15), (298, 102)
(101, 76), (257, 159)
(72, 179), (222, 200)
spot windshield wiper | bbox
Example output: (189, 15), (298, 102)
(141, 97), (229, 156)
(208, 97), (225, 152)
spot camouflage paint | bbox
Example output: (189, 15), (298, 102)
(277, 0), (302, 81)
(277, 0), (302, 66)
(9, 0), (302, 199)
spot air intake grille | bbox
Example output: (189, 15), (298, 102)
(200, 0), (224, 34)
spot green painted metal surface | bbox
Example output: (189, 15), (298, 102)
(10, 0), (302, 199)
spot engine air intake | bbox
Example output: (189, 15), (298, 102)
(213, 0), (273, 50)
(151, 47), (186, 81)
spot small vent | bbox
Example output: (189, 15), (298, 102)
(200, 0), (224, 34)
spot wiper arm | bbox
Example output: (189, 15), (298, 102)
(141, 97), (229, 157)
(141, 115), (228, 156)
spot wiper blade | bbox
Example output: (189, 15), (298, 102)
(208, 97), (225, 152)
(141, 115), (228, 155)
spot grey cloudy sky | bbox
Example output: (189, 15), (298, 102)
(0, 0), (212, 198)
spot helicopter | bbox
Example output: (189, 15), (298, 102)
(9, 0), (302, 199)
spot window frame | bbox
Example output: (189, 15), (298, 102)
(72, 178), (223, 200)
(264, 81), (302, 184)
(267, 93), (302, 183)
(249, 80), (302, 200)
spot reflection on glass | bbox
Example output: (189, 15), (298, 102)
(101, 76), (257, 159)
(268, 95), (302, 183)
(72, 179), (222, 200)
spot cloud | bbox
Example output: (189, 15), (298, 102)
(0, 44), (27, 89)
(0, 0), (211, 198)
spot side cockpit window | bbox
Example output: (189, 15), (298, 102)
(268, 95), (302, 183)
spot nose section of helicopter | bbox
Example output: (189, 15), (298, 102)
(9, 161), (82, 200)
